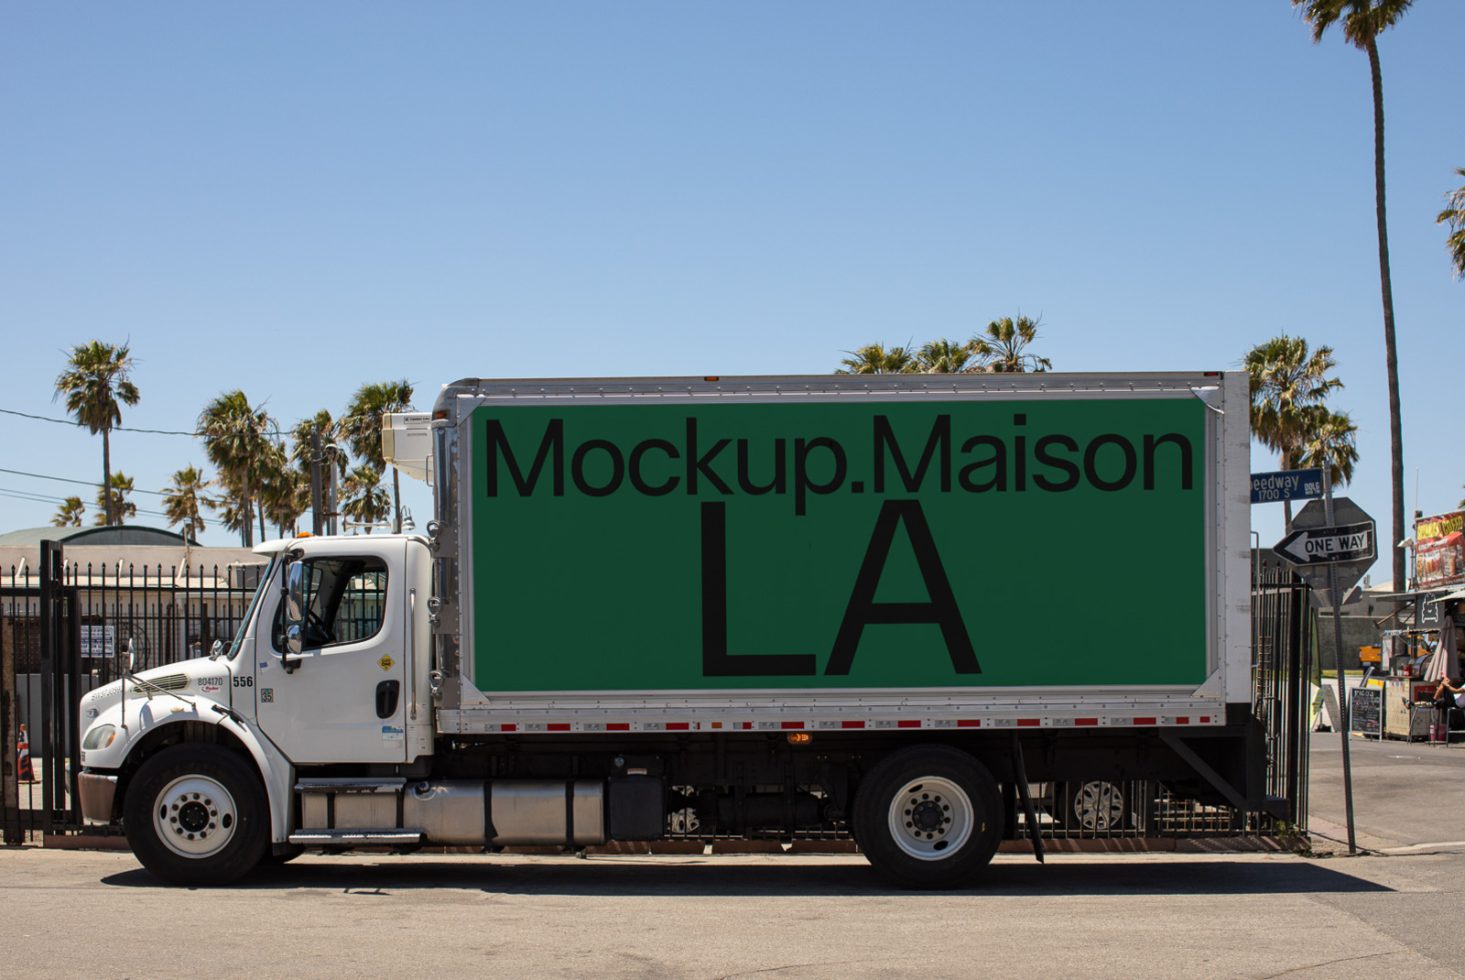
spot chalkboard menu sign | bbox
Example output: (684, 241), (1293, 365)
(1350, 687), (1382, 736)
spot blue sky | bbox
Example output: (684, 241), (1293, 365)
(1, 2), (1461, 585)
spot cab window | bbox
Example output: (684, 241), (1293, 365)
(272, 556), (389, 651)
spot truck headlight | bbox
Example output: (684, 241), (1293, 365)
(82, 725), (118, 750)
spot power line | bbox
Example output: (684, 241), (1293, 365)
(0, 406), (286, 438)
(0, 486), (227, 527)
(0, 466), (168, 496)
(0, 406), (200, 435)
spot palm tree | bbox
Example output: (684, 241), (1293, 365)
(163, 465), (210, 542)
(1439, 167), (1465, 279)
(53, 340), (140, 526)
(1244, 336), (1344, 527)
(1293, 0), (1412, 590)
(342, 381), (415, 533)
(837, 344), (917, 375)
(970, 316), (1051, 373)
(52, 496), (85, 528)
(291, 410), (346, 476)
(1298, 408), (1360, 488)
(94, 472), (137, 525)
(198, 390), (274, 547)
(341, 464), (391, 533)
(915, 339), (975, 374)
(260, 444), (309, 538)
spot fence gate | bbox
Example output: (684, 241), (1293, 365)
(1251, 556), (1314, 832)
(3, 541), (261, 844)
(2, 541), (79, 843)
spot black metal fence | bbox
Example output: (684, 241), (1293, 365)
(1, 543), (264, 843)
(1251, 555), (1314, 831)
(3, 543), (1316, 847)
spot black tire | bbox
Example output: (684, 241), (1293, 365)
(123, 744), (269, 885)
(853, 745), (1003, 889)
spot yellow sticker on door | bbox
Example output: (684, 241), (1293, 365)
(378, 655), (395, 672)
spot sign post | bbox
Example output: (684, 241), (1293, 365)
(1273, 481), (1376, 854)
(1322, 467), (1356, 854)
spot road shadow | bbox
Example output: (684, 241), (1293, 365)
(100, 856), (1392, 897)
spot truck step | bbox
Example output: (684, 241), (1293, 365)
(295, 778), (406, 795)
(288, 828), (424, 846)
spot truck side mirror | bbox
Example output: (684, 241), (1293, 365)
(119, 636), (136, 675)
(283, 559), (307, 668)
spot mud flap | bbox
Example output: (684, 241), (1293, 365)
(1010, 733), (1044, 864)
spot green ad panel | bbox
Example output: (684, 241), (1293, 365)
(469, 397), (1209, 691)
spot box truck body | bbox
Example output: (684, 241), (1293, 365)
(77, 372), (1260, 888)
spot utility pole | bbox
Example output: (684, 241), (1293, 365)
(324, 445), (340, 536)
(309, 429), (324, 536)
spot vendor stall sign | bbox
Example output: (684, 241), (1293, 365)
(1415, 511), (1464, 589)
(1349, 686), (1382, 737)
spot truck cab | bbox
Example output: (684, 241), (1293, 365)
(78, 533), (433, 880)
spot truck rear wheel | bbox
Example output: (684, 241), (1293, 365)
(854, 745), (1002, 889)
(123, 744), (268, 885)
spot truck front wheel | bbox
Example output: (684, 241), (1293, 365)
(854, 745), (1003, 889)
(123, 744), (268, 885)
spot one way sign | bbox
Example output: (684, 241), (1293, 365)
(1275, 520), (1376, 565)
(1274, 496), (1377, 602)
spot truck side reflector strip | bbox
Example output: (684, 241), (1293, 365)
(471, 712), (1224, 734)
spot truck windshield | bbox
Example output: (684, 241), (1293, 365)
(225, 556), (278, 661)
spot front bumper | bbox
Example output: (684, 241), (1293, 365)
(78, 771), (119, 824)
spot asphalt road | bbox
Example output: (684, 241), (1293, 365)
(2, 733), (1462, 979)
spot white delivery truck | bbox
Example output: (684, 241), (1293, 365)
(77, 372), (1260, 888)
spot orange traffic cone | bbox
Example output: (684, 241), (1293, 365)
(17, 724), (36, 783)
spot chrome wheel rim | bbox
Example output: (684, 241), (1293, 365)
(153, 775), (238, 859)
(887, 776), (974, 861)
(1072, 781), (1125, 833)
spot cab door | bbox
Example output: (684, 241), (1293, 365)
(255, 540), (408, 764)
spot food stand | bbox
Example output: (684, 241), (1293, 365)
(1379, 632), (1436, 739)
(1375, 512), (1465, 741)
